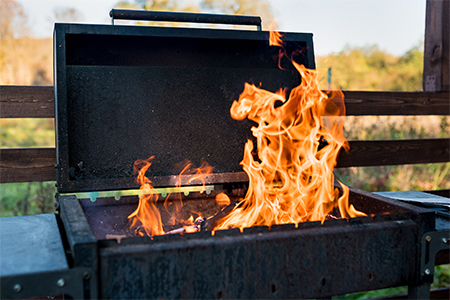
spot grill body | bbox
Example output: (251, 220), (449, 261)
(57, 187), (435, 299)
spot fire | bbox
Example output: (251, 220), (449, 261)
(128, 26), (365, 237)
(212, 29), (366, 231)
(128, 157), (213, 237)
(128, 157), (164, 236)
(268, 21), (282, 47)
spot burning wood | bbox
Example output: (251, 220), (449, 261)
(201, 200), (239, 232)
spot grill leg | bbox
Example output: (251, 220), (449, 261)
(408, 283), (430, 300)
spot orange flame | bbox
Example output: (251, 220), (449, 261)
(163, 160), (214, 226)
(128, 157), (164, 236)
(213, 28), (365, 231)
(129, 25), (365, 237)
(268, 21), (283, 47)
(128, 158), (213, 236)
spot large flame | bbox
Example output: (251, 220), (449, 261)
(128, 27), (365, 237)
(212, 30), (365, 231)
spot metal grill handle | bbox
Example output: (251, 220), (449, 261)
(109, 9), (262, 30)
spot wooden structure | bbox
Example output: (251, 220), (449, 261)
(0, 0), (449, 298)
(1, 88), (449, 184)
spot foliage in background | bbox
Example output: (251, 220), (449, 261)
(116, 0), (199, 12)
(0, 118), (55, 217)
(0, 119), (55, 148)
(114, 0), (274, 29)
(316, 43), (424, 91)
(52, 6), (84, 23)
(0, 1), (84, 85)
(0, 0), (28, 39)
(1, 182), (55, 217)
(200, 0), (274, 27)
(335, 115), (450, 192)
(0, 0), (52, 85)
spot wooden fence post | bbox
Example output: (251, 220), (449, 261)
(423, 0), (450, 92)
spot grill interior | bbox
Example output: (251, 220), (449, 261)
(78, 185), (417, 241)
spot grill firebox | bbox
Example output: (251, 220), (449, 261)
(57, 185), (436, 299)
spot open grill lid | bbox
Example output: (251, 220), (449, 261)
(54, 11), (315, 193)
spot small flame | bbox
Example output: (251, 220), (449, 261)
(213, 27), (365, 231)
(185, 161), (214, 192)
(163, 160), (214, 226)
(268, 21), (283, 47)
(128, 158), (213, 236)
(128, 157), (164, 237)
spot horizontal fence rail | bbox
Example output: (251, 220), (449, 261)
(0, 148), (56, 183)
(337, 138), (450, 168)
(0, 86), (55, 118)
(1, 139), (449, 183)
(1, 86), (450, 118)
(1, 85), (450, 183)
(339, 90), (450, 116)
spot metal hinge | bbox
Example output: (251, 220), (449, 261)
(425, 75), (436, 92)
(419, 230), (450, 283)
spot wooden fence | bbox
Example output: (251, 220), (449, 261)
(1, 86), (449, 184)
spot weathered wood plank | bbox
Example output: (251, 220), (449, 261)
(340, 91), (450, 116)
(0, 148), (56, 183)
(337, 138), (450, 168)
(423, 0), (448, 92)
(0, 86), (54, 118)
(441, 0), (449, 91)
(1, 86), (449, 118)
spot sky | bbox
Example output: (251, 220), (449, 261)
(17, 0), (426, 56)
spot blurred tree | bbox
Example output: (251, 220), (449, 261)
(115, 0), (199, 12)
(114, 0), (200, 27)
(0, 0), (30, 84)
(0, 0), (52, 85)
(200, 0), (273, 28)
(52, 7), (84, 23)
(386, 43), (424, 91)
(0, 0), (29, 39)
(114, 0), (273, 28)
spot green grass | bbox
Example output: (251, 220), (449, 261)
(0, 181), (56, 217)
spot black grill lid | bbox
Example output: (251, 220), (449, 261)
(54, 21), (315, 193)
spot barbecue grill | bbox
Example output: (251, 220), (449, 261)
(1, 10), (449, 300)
